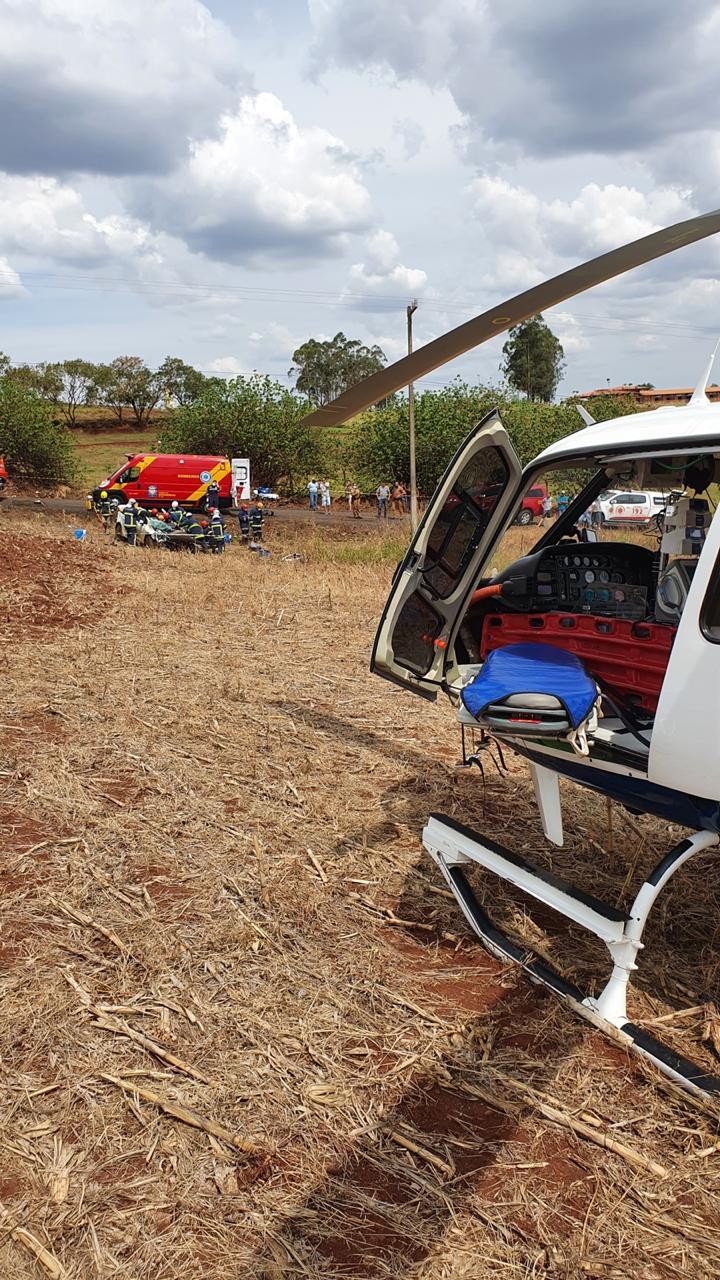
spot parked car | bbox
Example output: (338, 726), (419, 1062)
(0, 455), (8, 499)
(516, 483), (548, 525)
(597, 489), (669, 526)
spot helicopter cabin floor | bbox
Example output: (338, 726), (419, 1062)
(2, 509), (720, 1279)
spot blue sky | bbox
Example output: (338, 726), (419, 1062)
(1, 0), (720, 397)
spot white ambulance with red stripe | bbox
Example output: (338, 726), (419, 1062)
(597, 488), (669, 526)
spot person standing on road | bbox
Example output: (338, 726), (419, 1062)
(539, 494), (554, 527)
(206, 479), (220, 512)
(557, 491), (569, 517)
(376, 482), (390, 520)
(349, 483), (361, 518)
(208, 508), (225, 554)
(307, 478), (318, 511)
(391, 481), (405, 517)
(120, 498), (138, 545)
(320, 479), (331, 512)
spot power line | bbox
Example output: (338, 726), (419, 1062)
(1, 266), (719, 340)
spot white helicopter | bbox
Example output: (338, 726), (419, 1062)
(307, 210), (720, 1099)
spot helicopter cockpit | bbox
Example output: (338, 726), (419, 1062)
(450, 446), (716, 765)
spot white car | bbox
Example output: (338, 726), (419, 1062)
(114, 512), (170, 547)
(597, 489), (669, 526)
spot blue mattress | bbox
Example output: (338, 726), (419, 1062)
(461, 642), (598, 730)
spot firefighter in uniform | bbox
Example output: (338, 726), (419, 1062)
(249, 501), (265, 543)
(237, 505), (250, 545)
(206, 479), (220, 512)
(121, 498), (138, 545)
(208, 508), (225, 554)
(95, 489), (112, 531)
(168, 500), (183, 526)
(180, 510), (206, 552)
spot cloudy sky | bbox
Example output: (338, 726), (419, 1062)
(2, 0), (720, 397)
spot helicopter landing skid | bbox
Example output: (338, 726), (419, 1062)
(423, 813), (720, 1099)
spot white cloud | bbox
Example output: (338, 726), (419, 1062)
(0, 255), (24, 297)
(0, 0), (243, 176)
(133, 92), (373, 263)
(346, 229), (427, 305)
(207, 356), (247, 377)
(467, 177), (702, 293)
(553, 311), (589, 353)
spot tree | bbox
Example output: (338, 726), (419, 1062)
(55, 359), (96, 427)
(156, 356), (206, 407)
(289, 332), (386, 406)
(501, 314), (565, 402)
(160, 374), (319, 491)
(0, 378), (77, 485)
(92, 356), (162, 427)
(4, 361), (63, 405)
(350, 382), (622, 495)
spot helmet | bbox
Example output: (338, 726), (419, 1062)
(212, 508), (220, 516)
(172, 500), (179, 509)
(100, 490), (108, 499)
(129, 498), (137, 505)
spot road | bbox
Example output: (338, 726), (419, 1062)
(4, 494), (412, 529)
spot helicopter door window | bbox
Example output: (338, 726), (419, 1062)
(390, 592), (444, 675)
(422, 447), (509, 597)
(700, 552), (720, 642)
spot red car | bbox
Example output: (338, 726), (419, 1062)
(0, 455), (8, 498)
(516, 482), (548, 525)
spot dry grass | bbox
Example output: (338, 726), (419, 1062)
(2, 511), (720, 1279)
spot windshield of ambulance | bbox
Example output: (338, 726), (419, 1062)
(422, 446), (510, 597)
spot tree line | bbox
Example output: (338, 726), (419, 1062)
(0, 352), (208, 428)
(0, 315), (633, 491)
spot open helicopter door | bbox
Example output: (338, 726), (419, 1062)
(371, 412), (522, 698)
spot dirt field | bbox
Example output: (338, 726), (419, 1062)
(2, 511), (720, 1279)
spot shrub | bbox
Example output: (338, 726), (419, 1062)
(160, 374), (319, 491)
(0, 378), (78, 485)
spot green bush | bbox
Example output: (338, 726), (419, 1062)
(160, 374), (319, 492)
(0, 378), (78, 485)
(349, 384), (647, 494)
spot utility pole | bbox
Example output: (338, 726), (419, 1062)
(407, 299), (419, 531)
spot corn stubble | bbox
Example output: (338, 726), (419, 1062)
(1, 512), (720, 1279)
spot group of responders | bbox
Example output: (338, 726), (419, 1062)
(92, 491), (269, 553)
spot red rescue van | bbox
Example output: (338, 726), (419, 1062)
(92, 454), (233, 511)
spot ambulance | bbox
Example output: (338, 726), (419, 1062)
(92, 453), (233, 511)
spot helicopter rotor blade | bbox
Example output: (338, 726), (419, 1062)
(304, 208), (720, 427)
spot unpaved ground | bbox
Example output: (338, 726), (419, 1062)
(2, 512), (720, 1279)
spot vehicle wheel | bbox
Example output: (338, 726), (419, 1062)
(516, 508), (533, 526)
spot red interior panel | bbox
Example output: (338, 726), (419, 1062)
(480, 613), (675, 713)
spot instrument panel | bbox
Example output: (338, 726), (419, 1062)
(500, 542), (655, 620)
